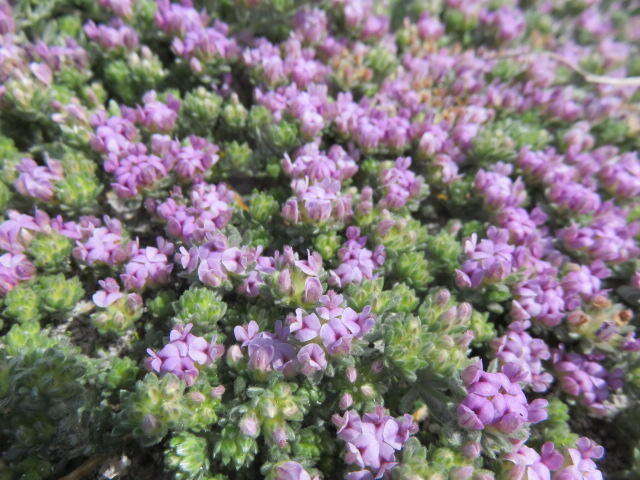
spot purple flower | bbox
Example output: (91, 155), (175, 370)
(98, 0), (133, 18)
(552, 347), (622, 416)
(502, 442), (563, 480)
(73, 216), (134, 266)
(294, 7), (328, 44)
(0, 210), (47, 253)
(155, 0), (208, 35)
(121, 238), (174, 291)
(177, 233), (261, 288)
(146, 323), (224, 385)
(417, 12), (444, 40)
(0, 252), (35, 295)
(92, 277), (124, 307)
(558, 204), (640, 264)
(0, 1), (15, 34)
(457, 361), (547, 433)
(480, 6), (526, 42)
(90, 112), (138, 156)
(123, 91), (180, 133)
(234, 320), (296, 373)
(561, 264), (608, 311)
(511, 272), (565, 327)
(14, 157), (63, 202)
(296, 343), (327, 376)
(288, 309), (321, 342)
(599, 152), (640, 199)
(548, 181), (601, 215)
(379, 157), (423, 209)
(154, 182), (233, 242)
(329, 227), (385, 288)
(275, 461), (313, 480)
(475, 169), (526, 211)
(333, 406), (416, 479)
(282, 142), (358, 182)
(284, 178), (352, 226)
(553, 437), (604, 480)
(491, 320), (553, 392)
(84, 19), (139, 50)
(456, 227), (514, 288)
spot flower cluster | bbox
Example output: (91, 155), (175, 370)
(329, 227), (385, 288)
(146, 323), (224, 386)
(457, 361), (548, 434)
(0, 0), (637, 478)
(332, 407), (418, 479)
(552, 347), (624, 416)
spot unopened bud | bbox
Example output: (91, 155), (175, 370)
(370, 360), (383, 374)
(210, 385), (226, 398)
(339, 393), (354, 410)
(360, 384), (375, 398)
(239, 413), (260, 437)
(591, 295), (610, 309)
(567, 311), (589, 326)
(141, 414), (158, 434)
(457, 302), (472, 322)
(187, 391), (206, 403)
(227, 344), (243, 364)
(272, 426), (288, 448)
(435, 289), (451, 306)
(462, 441), (481, 459)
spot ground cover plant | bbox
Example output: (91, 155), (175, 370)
(1, 0), (640, 478)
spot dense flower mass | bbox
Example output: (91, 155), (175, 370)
(0, 0), (638, 479)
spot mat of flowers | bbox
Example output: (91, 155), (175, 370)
(1, 0), (640, 478)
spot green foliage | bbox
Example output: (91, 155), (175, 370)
(535, 398), (578, 449)
(120, 374), (222, 446)
(212, 424), (258, 470)
(0, 181), (11, 211)
(178, 87), (223, 137)
(471, 117), (551, 164)
(249, 191), (281, 224)
(385, 289), (474, 381)
(392, 251), (433, 291)
(173, 287), (227, 334)
(313, 231), (342, 261)
(424, 229), (462, 276)
(165, 432), (211, 480)
(148, 290), (178, 319)
(27, 232), (73, 272)
(104, 49), (167, 104)
(3, 283), (42, 323)
(0, 335), (101, 479)
(36, 274), (84, 315)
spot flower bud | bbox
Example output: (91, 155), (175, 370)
(141, 414), (159, 434)
(227, 344), (244, 364)
(435, 288), (451, 306)
(185, 392), (204, 405)
(239, 413), (260, 437)
(211, 385), (226, 398)
(360, 384), (375, 398)
(303, 277), (322, 305)
(346, 366), (358, 383)
(272, 426), (288, 448)
(462, 441), (481, 459)
(278, 269), (293, 294)
(339, 393), (354, 410)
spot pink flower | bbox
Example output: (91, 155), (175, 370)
(146, 323), (224, 385)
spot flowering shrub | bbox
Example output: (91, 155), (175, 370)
(1, 0), (640, 479)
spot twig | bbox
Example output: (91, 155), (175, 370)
(544, 52), (640, 87)
(58, 455), (107, 480)
(487, 50), (640, 87)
